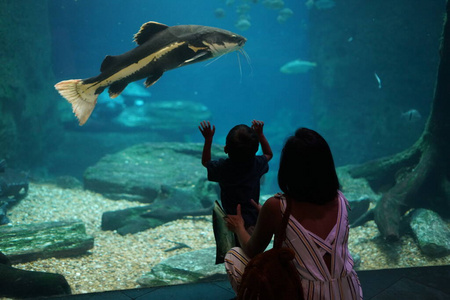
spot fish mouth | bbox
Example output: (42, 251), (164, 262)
(238, 38), (247, 47)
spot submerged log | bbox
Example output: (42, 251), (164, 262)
(101, 204), (213, 235)
(0, 263), (71, 298)
(0, 220), (94, 263)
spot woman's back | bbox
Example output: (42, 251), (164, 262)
(280, 192), (363, 300)
(290, 196), (339, 241)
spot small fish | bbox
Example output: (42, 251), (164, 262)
(164, 241), (191, 252)
(401, 109), (422, 122)
(306, 0), (336, 10)
(277, 8), (294, 24)
(235, 18), (251, 31)
(214, 8), (226, 19)
(374, 72), (382, 89)
(280, 59), (317, 74)
(263, 0), (285, 10)
(314, 0), (336, 9)
(55, 21), (246, 125)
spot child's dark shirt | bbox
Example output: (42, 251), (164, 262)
(206, 155), (269, 227)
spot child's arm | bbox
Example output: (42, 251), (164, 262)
(199, 121), (216, 167)
(252, 120), (273, 162)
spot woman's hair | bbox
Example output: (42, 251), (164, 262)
(277, 128), (339, 204)
(225, 124), (259, 162)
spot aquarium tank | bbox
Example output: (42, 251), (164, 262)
(0, 0), (449, 298)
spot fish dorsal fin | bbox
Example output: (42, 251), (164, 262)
(133, 21), (169, 45)
(100, 55), (118, 72)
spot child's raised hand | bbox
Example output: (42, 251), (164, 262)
(251, 120), (264, 136)
(199, 121), (215, 140)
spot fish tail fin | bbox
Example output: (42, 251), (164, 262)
(54, 79), (98, 126)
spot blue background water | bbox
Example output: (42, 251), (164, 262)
(49, 0), (312, 145)
(48, 0), (315, 194)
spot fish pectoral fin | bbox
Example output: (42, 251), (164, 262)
(108, 82), (128, 98)
(145, 71), (163, 87)
(183, 51), (210, 65)
(133, 21), (169, 45)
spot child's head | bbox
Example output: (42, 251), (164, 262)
(225, 124), (259, 162)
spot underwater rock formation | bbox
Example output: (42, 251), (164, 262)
(0, 1), (62, 171)
(409, 209), (450, 257)
(87, 142), (228, 234)
(0, 159), (30, 224)
(84, 142), (226, 203)
(137, 247), (227, 287)
(113, 100), (211, 132)
(101, 201), (213, 235)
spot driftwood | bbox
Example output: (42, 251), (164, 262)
(348, 2), (450, 240)
(102, 204), (213, 235)
(0, 263), (71, 298)
(0, 220), (94, 263)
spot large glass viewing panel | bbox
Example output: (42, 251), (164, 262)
(0, 0), (449, 298)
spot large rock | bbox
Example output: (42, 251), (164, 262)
(0, 1), (62, 170)
(137, 247), (227, 287)
(52, 101), (212, 179)
(114, 100), (211, 133)
(84, 142), (226, 204)
(410, 209), (450, 257)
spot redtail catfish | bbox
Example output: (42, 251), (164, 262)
(55, 21), (246, 125)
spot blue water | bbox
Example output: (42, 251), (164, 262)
(50, 0), (312, 138)
(49, 0), (313, 193)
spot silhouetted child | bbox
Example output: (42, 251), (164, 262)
(199, 120), (273, 233)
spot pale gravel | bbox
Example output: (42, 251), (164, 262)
(2, 183), (450, 298)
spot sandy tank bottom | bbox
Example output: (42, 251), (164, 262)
(2, 183), (450, 298)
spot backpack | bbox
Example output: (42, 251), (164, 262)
(237, 197), (304, 300)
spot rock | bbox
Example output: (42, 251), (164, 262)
(0, 159), (30, 225)
(0, 158), (29, 201)
(352, 252), (361, 269)
(84, 142), (226, 203)
(0, 201), (10, 225)
(101, 205), (164, 235)
(0, 263), (71, 298)
(137, 247), (227, 287)
(0, 251), (11, 265)
(101, 189), (215, 235)
(55, 175), (83, 189)
(410, 209), (450, 257)
(0, 220), (94, 263)
(113, 101), (211, 133)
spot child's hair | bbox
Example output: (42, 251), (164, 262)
(225, 124), (259, 162)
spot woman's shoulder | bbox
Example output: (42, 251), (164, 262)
(263, 194), (284, 210)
